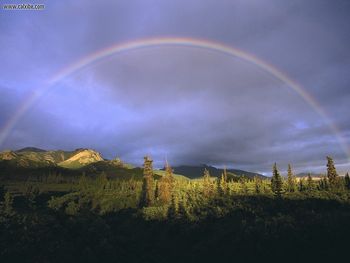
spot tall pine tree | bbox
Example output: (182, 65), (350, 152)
(307, 173), (313, 191)
(286, 164), (296, 192)
(139, 156), (154, 207)
(344, 172), (350, 190)
(326, 156), (338, 188)
(203, 168), (213, 198)
(159, 161), (174, 204)
(218, 166), (228, 196)
(271, 163), (283, 197)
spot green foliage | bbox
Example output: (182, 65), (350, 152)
(142, 206), (168, 220)
(2, 155), (350, 262)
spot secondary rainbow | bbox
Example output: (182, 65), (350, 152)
(1, 37), (349, 160)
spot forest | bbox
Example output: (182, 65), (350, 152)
(1, 156), (350, 262)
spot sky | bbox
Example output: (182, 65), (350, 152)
(0, 0), (350, 175)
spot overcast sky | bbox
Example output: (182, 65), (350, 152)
(0, 0), (349, 174)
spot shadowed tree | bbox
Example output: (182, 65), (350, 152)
(254, 176), (262, 194)
(299, 178), (305, 192)
(177, 197), (188, 220)
(345, 173), (350, 190)
(167, 193), (178, 219)
(0, 185), (5, 201)
(158, 161), (174, 204)
(327, 156), (338, 188)
(217, 167), (228, 196)
(139, 156), (154, 207)
(78, 172), (89, 192)
(307, 173), (314, 192)
(318, 175), (329, 191)
(271, 163), (283, 197)
(154, 181), (160, 201)
(203, 168), (213, 198)
(4, 191), (14, 216)
(286, 164), (296, 192)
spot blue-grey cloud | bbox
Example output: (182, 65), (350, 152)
(0, 0), (349, 174)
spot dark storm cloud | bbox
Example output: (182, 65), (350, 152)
(0, 0), (349, 174)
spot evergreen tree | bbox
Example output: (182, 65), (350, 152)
(307, 173), (313, 191)
(254, 176), (262, 194)
(167, 194), (178, 219)
(177, 198), (188, 220)
(154, 181), (160, 201)
(158, 161), (174, 204)
(345, 173), (350, 190)
(299, 178), (305, 192)
(271, 163), (283, 197)
(327, 156), (338, 187)
(24, 183), (40, 208)
(217, 167), (228, 196)
(202, 168), (213, 198)
(0, 184), (5, 201)
(239, 177), (249, 195)
(286, 164), (296, 192)
(139, 156), (154, 207)
(78, 172), (89, 192)
(96, 172), (108, 190)
(4, 191), (14, 216)
(318, 175), (328, 191)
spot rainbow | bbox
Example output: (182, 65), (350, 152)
(1, 37), (349, 160)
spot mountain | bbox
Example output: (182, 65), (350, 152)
(16, 147), (47, 152)
(58, 149), (104, 169)
(164, 165), (266, 180)
(296, 172), (324, 178)
(0, 147), (101, 169)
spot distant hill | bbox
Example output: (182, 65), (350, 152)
(58, 149), (103, 169)
(16, 147), (47, 152)
(296, 172), (324, 178)
(0, 147), (107, 169)
(0, 148), (266, 181)
(0, 147), (145, 181)
(163, 165), (266, 180)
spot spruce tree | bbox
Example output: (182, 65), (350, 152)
(345, 173), (350, 190)
(254, 176), (262, 194)
(4, 191), (14, 216)
(307, 173), (313, 191)
(218, 167), (228, 196)
(139, 156), (155, 207)
(154, 181), (160, 201)
(203, 168), (213, 198)
(299, 178), (305, 192)
(78, 172), (89, 192)
(327, 156), (338, 187)
(177, 198), (188, 220)
(271, 163), (283, 197)
(0, 184), (5, 201)
(287, 164), (296, 192)
(167, 194), (178, 219)
(159, 161), (174, 204)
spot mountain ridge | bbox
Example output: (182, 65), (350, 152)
(162, 164), (266, 179)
